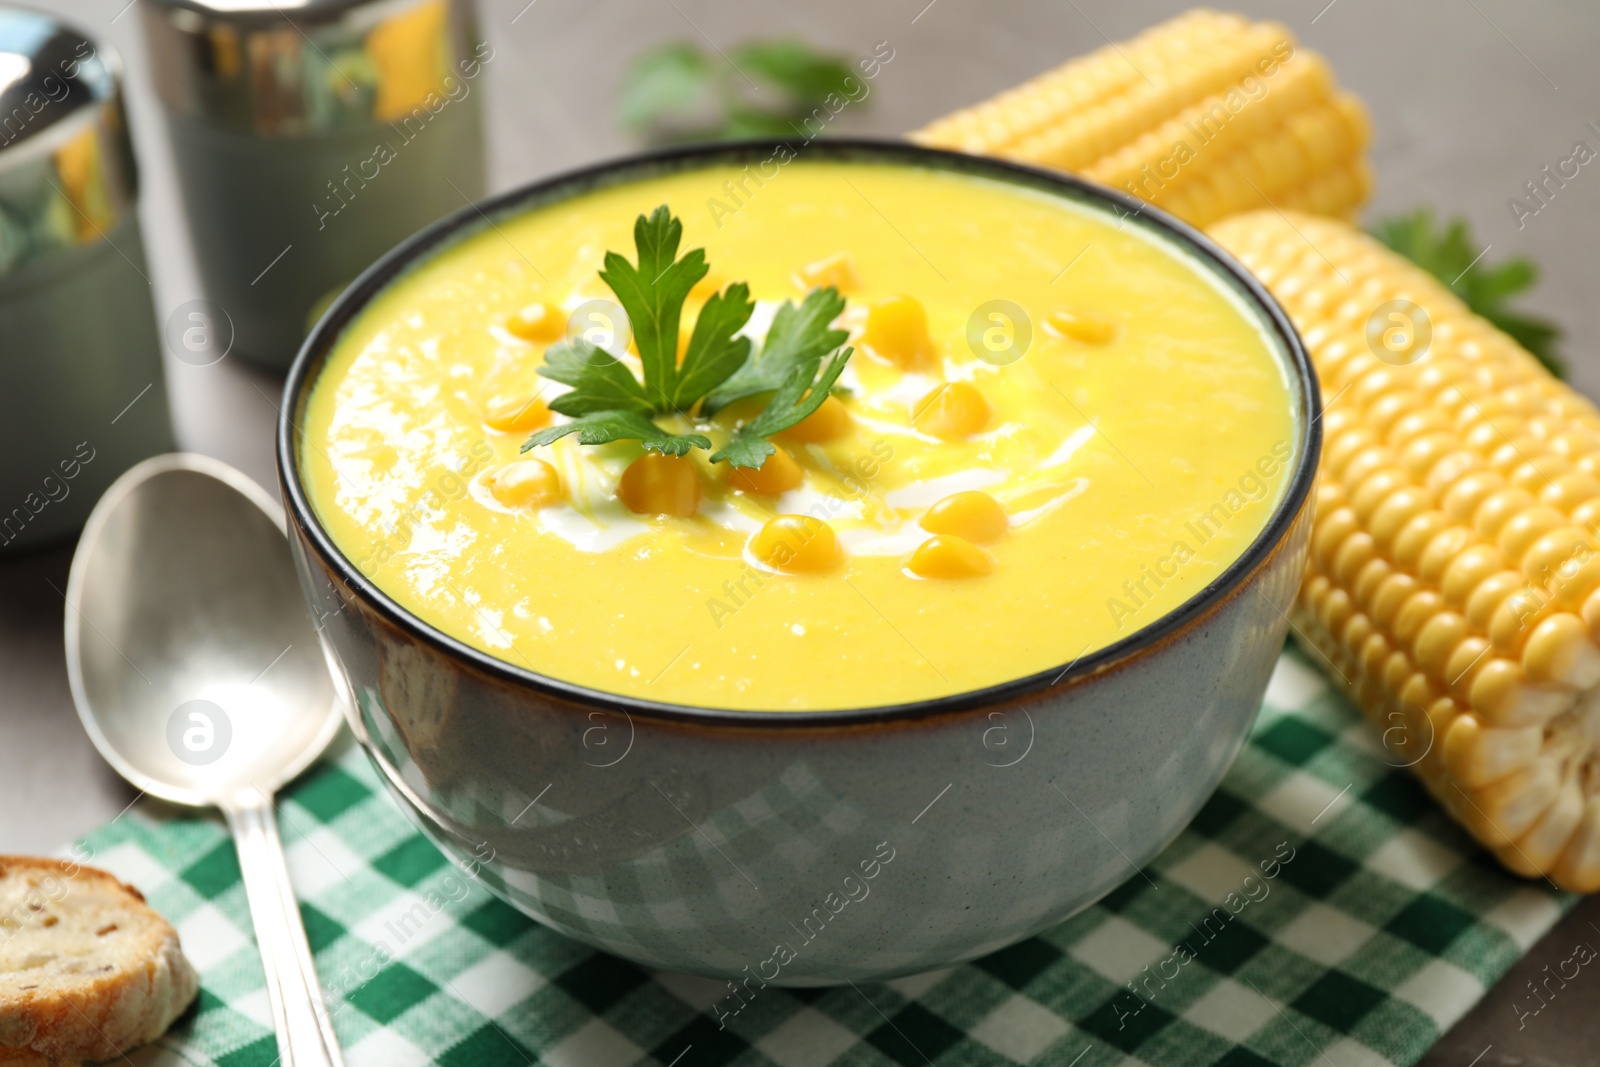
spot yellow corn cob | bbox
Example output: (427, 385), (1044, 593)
(910, 9), (1373, 229)
(1208, 210), (1600, 891)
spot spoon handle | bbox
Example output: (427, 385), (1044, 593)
(227, 795), (348, 1067)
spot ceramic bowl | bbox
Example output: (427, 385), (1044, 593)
(277, 140), (1320, 984)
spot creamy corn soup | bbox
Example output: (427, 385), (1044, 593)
(301, 161), (1298, 711)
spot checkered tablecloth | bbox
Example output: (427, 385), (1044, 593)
(84, 647), (1573, 1067)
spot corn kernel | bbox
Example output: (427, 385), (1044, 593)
(1439, 545), (1502, 607)
(488, 459), (563, 509)
(1443, 714), (1542, 788)
(1392, 590), (1443, 646)
(778, 394), (852, 444)
(751, 514), (840, 572)
(796, 252), (861, 293)
(506, 301), (565, 343)
(1413, 612), (1467, 675)
(483, 393), (552, 433)
(864, 295), (935, 368)
(912, 382), (990, 439)
(921, 491), (1008, 543)
(617, 453), (700, 517)
(907, 534), (996, 579)
(1045, 309), (1118, 345)
(1523, 613), (1600, 689)
(1353, 557), (1390, 606)
(1464, 761), (1561, 843)
(1553, 799), (1600, 893)
(1369, 573), (1416, 627)
(727, 446), (804, 496)
(1510, 776), (1585, 873)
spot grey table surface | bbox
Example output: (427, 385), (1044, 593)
(6, 0), (1600, 1063)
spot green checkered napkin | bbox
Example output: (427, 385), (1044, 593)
(84, 647), (1573, 1067)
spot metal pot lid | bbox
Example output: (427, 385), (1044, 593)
(0, 7), (136, 275)
(141, 0), (484, 137)
(152, 0), (387, 22)
(0, 8), (117, 145)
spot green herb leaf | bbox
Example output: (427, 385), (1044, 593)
(538, 339), (652, 417)
(673, 282), (755, 409)
(1372, 208), (1565, 377)
(525, 206), (854, 470)
(616, 42), (718, 134)
(730, 39), (858, 107)
(600, 205), (708, 408)
(721, 107), (809, 140)
(711, 432), (777, 470)
(522, 410), (711, 456)
(703, 287), (848, 414)
(743, 346), (853, 436)
(617, 37), (867, 146)
(711, 347), (853, 467)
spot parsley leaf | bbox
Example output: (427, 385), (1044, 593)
(703, 287), (848, 414)
(710, 431), (779, 470)
(712, 347), (853, 467)
(731, 39), (859, 109)
(616, 43), (717, 135)
(539, 207), (753, 417)
(540, 339), (652, 417)
(522, 410), (711, 456)
(598, 206), (708, 407)
(673, 282), (755, 409)
(1372, 208), (1565, 377)
(618, 37), (865, 146)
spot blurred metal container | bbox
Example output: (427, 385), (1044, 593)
(0, 7), (173, 553)
(142, 0), (488, 369)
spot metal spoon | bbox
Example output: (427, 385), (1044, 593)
(64, 453), (346, 1067)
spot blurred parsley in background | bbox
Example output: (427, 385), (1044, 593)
(618, 38), (864, 145)
(1373, 209), (1564, 378)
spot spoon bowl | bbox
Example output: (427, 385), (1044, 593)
(66, 453), (339, 806)
(65, 452), (348, 1067)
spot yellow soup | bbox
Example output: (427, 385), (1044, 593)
(302, 161), (1298, 711)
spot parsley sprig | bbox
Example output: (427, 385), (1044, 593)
(522, 205), (853, 468)
(618, 38), (863, 145)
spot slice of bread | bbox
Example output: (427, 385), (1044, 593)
(0, 857), (198, 1066)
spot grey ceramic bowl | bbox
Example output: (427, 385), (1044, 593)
(277, 140), (1320, 984)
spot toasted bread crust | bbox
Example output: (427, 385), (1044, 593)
(0, 1048), (69, 1066)
(0, 857), (198, 1065)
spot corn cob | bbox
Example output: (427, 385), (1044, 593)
(909, 9), (1373, 229)
(1208, 210), (1600, 891)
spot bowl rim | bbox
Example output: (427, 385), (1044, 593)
(277, 137), (1322, 728)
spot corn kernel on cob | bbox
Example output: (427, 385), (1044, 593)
(910, 9), (1373, 229)
(1208, 210), (1600, 890)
